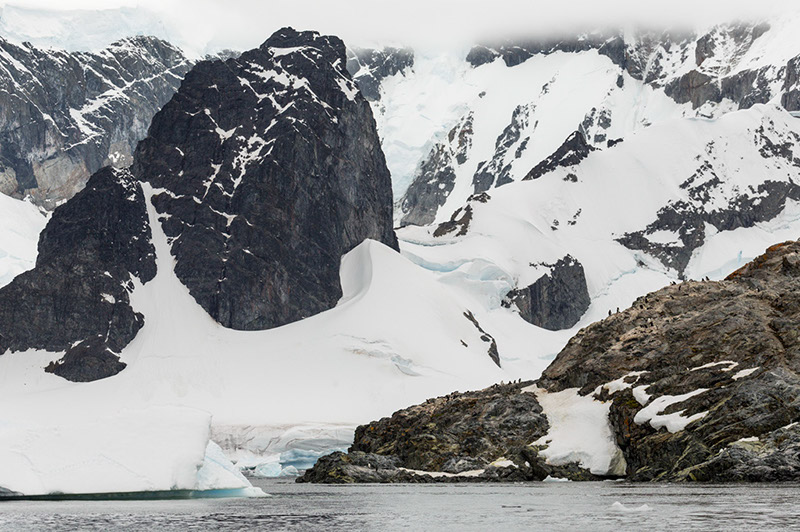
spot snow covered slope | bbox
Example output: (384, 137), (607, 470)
(0, 183), (509, 483)
(0, 193), (45, 288)
(399, 105), (800, 351)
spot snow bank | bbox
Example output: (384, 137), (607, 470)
(634, 389), (708, 433)
(531, 387), (625, 476)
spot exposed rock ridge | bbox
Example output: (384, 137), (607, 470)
(399, 112), (474, 227)
(0, 36), (192, 208)
(523, 130), (595, 181)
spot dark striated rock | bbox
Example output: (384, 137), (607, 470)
(506, 256), (590, 331)
(523, 131), (595, 181)
(133, 27), (398, 331)
(400, 112), (473, 227)
(0, 36), (191, 208)
(0, 167), (155, 380)
(346, 47), (414, 101)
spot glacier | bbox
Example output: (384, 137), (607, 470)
(0, 407), (265, 498)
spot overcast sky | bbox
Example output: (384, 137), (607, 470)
(2, 0), (799, 54)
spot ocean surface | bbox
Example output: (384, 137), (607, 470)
(1, 479), (799, 531)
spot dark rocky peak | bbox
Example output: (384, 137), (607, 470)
(505, 255), (590, 331)
(346, 46), (414, 101)
(0, 166), (155, 381)
(0, 35), (191, 207)
(523, 130), (595, 181)
(134, 26), (397, 331)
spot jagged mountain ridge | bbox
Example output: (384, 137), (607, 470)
(398, 18), (800, 228)
(0, 35), (192, 208)
(351, 17), (800, 343)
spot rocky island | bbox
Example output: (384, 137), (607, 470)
(301, 241), (800, 482)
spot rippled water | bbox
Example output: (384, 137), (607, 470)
(1, 479), (799, 531)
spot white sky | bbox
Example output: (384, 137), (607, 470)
(2, 0), (799, 55)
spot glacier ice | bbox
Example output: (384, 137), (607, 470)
(0, 407), (264, 498)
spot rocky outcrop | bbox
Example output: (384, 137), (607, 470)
(505, 256), (590, 331)
(400, 112), (473, 227)
(304, 241), (800, 483)
(0, 36), (191, 208)
(523, 131), (595, 181)
(782, 55), (800, 112)
(298, 381), (600, 483)
(0, 167), (155, 381)
(664, 70), (721, 109)
(538, 240), (800, 480)
(133, 27), (398, 331)
(346, 47), (413, 101)
(472, 104), (532, 193)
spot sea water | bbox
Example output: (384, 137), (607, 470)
(1, 479), (798, 531)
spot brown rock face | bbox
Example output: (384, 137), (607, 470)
(539, 240), (800, 480)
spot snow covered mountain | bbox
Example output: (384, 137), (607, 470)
(0, 35), (191, 208)
(357, 18), (800, 351)
(3, 12), (800, 493)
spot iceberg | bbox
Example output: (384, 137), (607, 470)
(0, 407), (265, 499)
